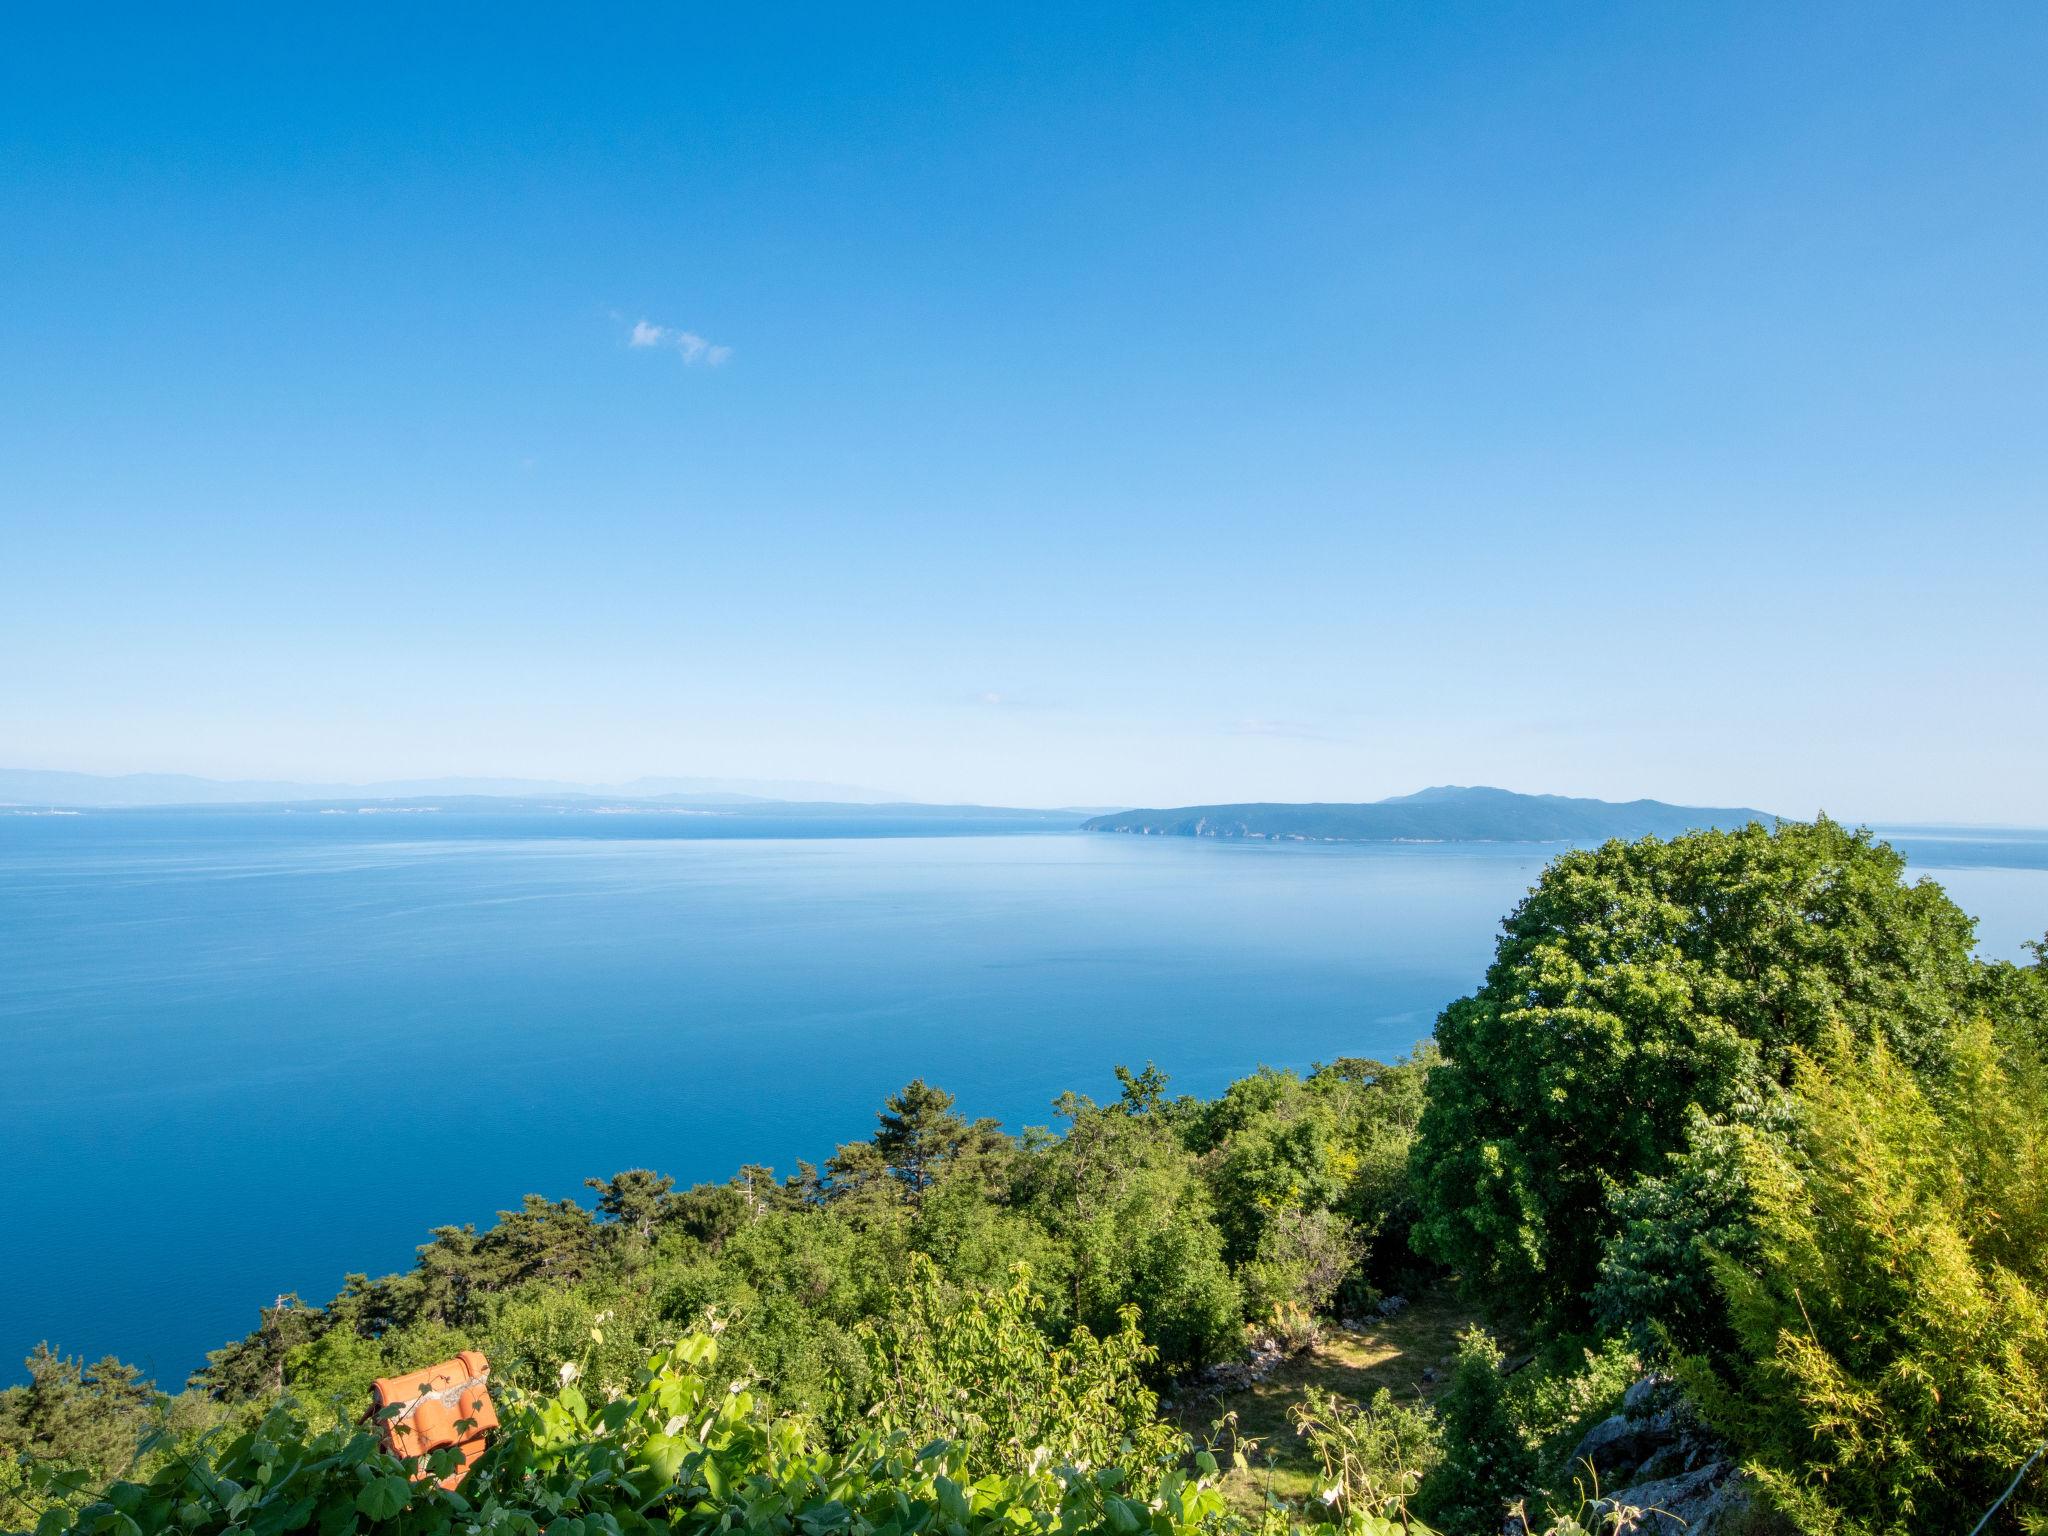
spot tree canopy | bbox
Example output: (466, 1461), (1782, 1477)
(1409, 818), (1983, 1331)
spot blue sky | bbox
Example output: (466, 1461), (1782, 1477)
(3, 4), (2044, 819)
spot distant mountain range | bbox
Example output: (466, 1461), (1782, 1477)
(1, 772), (1776, 843)
(0, 769), (899, 808)
(1082, 786), (1775, 843)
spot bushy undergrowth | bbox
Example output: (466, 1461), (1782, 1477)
(25, 1327), (1227, 1536)
(17, 1317), (1646, 1536)
(1680, 1019), (2048, 1534)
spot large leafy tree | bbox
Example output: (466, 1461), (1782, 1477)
(1409, 818), (1981, 1330)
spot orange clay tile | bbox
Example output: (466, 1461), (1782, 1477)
(371, 1350), (497, 1489)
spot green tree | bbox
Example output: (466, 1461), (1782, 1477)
(822, 1139), (908, 1225)
(1113, 1062), (1171, 1116)
(1020, 1095), (1242, 1376)
(872, 1079), (972, 1202)
(1410, 818), (1980, 1331)
(1180, 1053), (1435, 1309)
(189, 1295), (321, 1400)
(586, 1169), (678, 1242)
(1974, 930), (2048, 1056)
(0, 1347), (159, 1524)
(1589, 1106), (1763, 1357)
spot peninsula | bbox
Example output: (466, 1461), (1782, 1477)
(1081, 784), (1774, 843)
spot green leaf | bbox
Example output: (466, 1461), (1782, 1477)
(635, 1432), (690, 1484)
(355, 1475), (411, 1522)
(933, 1477), (969, 1524)
(318, 1494), (357, 1536)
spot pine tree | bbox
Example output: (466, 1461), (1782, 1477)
(873, 1079), (969, 1201)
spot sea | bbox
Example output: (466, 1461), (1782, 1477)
(2, 810), (2044, 1385)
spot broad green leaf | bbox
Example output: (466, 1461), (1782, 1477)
(354, 1475), (410, 1522)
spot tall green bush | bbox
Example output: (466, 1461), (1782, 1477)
(1679, 1020), (2048, 1535)
(857, 1256), (1182, 1484)
(1410, 819), (1980, 1332)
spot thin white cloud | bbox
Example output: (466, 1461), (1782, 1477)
(1225, 718), (1353, 744)
(627, 318), (731, 367)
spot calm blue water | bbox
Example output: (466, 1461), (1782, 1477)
(2, 813), (2043, 1385)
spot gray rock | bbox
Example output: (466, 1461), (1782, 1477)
(1597, 1461), (1746, 1536)
(1623, 1373), (1675, 1417)
(1569, 1410), (1677, 1483)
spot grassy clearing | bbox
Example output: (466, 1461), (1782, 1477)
(1168, 1288), (1480, 1508)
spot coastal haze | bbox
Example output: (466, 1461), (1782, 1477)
(0, 768), (904, 808)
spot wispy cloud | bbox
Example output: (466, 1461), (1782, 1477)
(962, 690), (1061, 711)
(625, 318), (732, 367)
(1224, 717), (1353, 744)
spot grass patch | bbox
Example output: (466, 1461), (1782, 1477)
(1168, 1288), (1479, 1509)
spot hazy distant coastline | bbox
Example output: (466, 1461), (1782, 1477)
(0, 767), (900, 809)
(1083, 785), (1775, 843)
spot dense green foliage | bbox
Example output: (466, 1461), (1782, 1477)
(27, 1323), (1235, 1536)
(1407, 819), (2048, 1530)
(1403, 1332), (1639, 1535)
(1410, 818), (1983, 1333)
(5, 1059), (1434, 1534)
(11, 820), (2048, 1536)
(0, 1352), (202, 1532)
(10, 1310), (1614, 1536)
(169, 1063), (1420, 1430)
(1679, 1019), (2048, 1534)
(0, 1353), (158, 1501)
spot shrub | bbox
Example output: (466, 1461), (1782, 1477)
(1409, 1330), (1642, 1533)
(1020, 1096), (1244, 1376)
(1678, 1020), (2048, 1535)
(1291, 1386), (1443, 1523)
(857, 1256), (1182, 1484)
(1415, 1329), (1534, 1534)
(25, 1330), (1234, 1536)
(1590, 1107), (1763, 1359)
(1243, 1210), (1364, 1320)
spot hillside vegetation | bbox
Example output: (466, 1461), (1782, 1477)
(7, 820), (2047, 1536)
(1081, 787), (1771, 843)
